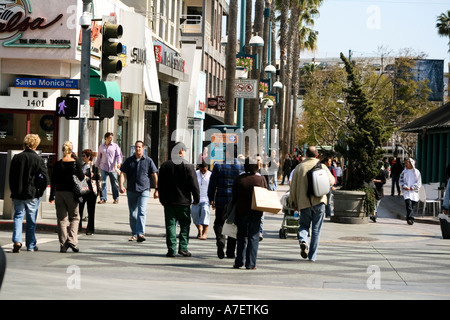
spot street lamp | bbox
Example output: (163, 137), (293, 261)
(273, 80), (283, 89)
(264, 65), (276, 73)
(249, 34), (264, 47)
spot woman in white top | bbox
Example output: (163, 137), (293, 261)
(191, 162), (212, 239)
(399, 158), (422, 225)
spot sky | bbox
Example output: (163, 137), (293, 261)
(299, 0), (449, 67)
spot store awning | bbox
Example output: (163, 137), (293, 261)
(90, 69), (122, 109)
(144, 28), (162, 104)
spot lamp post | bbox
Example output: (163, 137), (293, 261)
(78, 0), (92, 156)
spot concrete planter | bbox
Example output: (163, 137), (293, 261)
(331, 189), (368, 224)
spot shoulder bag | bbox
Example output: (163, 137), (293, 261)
(73, 162), (90, 196)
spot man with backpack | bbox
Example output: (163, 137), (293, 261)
(289, 146), (335, 262)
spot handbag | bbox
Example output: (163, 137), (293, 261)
(72, 162), (90, 196)
(222, 201), (237, 238)
(73, 174), (90, 195)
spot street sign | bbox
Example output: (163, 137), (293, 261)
(211, 133), (239, 144)
(234, 79), (258, 99)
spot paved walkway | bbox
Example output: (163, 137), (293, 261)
(0, 179), (448, 301)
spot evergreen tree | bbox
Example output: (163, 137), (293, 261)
(337, 53), (390, 191)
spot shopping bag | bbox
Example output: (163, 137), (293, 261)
(251, 186), (282, 214)
(222, 222), (237, 238)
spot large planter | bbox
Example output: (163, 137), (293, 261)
(331, 189), (368, 224)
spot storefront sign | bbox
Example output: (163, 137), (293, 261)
(15, 77), (79, 89)
(153, 42), (185, 73)
(0, 0), (77, 54)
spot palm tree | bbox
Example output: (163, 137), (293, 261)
(290, 0), (321, 151)
(224, 0), (238, 125)
(275, 0), (290, 156)
(436, 10), (450, 53)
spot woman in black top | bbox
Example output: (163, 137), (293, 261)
(232, 156), (268, 270)
(49, 141), (84, 252)
(79, 149), (102, 235)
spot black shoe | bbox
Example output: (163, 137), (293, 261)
(13, 242), (22, 253)
(178, 250), (191, 257)
(217, 243), (225, 259)
(370, 215), (377, 222)
(67, 242), (79, 253)
(300, 241), (308, 259)
(226, 252), (235, 259)
(137, 235), (146, 242)
(407, 218), (414, 225)
(60, 243), (69, 253)
(166, 252), (176, 257)
(27, 246), (38, 252)
(86, 230), (94, 235)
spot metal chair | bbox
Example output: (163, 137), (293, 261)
(417, 186), (440, 217)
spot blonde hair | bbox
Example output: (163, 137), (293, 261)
(23, 134), (40, 150)
(62, 141), (73, 156)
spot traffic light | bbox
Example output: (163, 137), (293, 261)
(56, 97), (78, 118)
(94, 98), (115, 119)
(101, 22), (123, 81)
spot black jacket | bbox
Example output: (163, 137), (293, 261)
(9, 149), (49, 200)
(158, 159), (200, 206)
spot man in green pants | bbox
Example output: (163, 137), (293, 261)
(158, 142), (200, 257)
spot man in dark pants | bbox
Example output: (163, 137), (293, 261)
(158, 142), (200, 257)
(208, 145), (244, 259)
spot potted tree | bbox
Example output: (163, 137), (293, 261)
(331, 53), (391, 224)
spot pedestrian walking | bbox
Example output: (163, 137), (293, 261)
(268, 149), (280, 191)
(158, 142), (200, 257)
(119, 141), (159, 242)
(191, 162), (211, 240)
(9, 134), (49, 252)
(49, 141), (84, 253)
(280, 153), (292, 185)
(370, 162), (389, 222)
(232, 156), (268, 270)
(391, 157), (403, 196)
(207, 145), (244, 259)
(399, 158), (422, 225)
(321, 156), (336, 218)
(96, 132), (123, 204)
(289, 146), (335, 262)
(78, 149), (102, 235)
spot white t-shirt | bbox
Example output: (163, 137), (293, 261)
(196, 170), (212, 203)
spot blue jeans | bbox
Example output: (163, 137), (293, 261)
(100, 169), (119, 201)
(126, 190), (150, 236)
(12, 198), (40, 250)
(298, 203), (325, 261)
(235, 214), (262, 269)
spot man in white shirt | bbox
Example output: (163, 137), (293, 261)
(399, 158), (422, 225)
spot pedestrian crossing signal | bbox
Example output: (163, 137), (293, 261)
(56, 97), (78, 118)
(94, 98), (115, 119)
